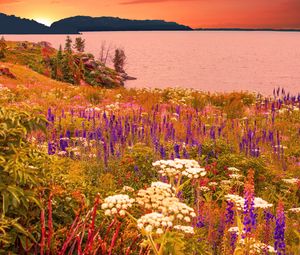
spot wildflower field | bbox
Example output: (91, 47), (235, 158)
(0, 42), (300, 254)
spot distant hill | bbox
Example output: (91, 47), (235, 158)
(50, 16), (192, 33)
(0, 13), (50, 34)
(0, 13), (192, 34)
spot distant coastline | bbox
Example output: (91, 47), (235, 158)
(195, 28), (300, 32)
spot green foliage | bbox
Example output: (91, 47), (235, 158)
(74, 37), (85, 53)
(0, 107), (48, 250)
(112, 144), (157, 190)
(64, 36), (72, 53)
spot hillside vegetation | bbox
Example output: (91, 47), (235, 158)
(1, 38), (125, 88)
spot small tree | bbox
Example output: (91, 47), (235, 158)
(64, 36), (72, 53)
(74, 37), (85, 53)
(50, 45), (64, 80)
(0, 36), (7, 59)
(99, 41), (112, 65)
(113, 48), (126, 73)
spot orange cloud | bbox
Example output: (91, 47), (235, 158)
(0, 0), (20, 4)
(121, 0), (196, 4)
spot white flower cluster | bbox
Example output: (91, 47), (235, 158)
(105, 102), (120, 111)
(101, 194), (135, 216)
(151, 181), (173, 190)
(199, 186), (210, 192)
(137, 212), (173, 234)
(122, 186), (135, 192)
(289, 207), (300, 213)
(166, 199), (196, 222)
(173, 225), (194, 234)
(229, 173), (243, 180)
(228, 227), (240, 233)
(0, 84), (11, 92)
(225, 194), (245, 210)
(152, 159), (206, 179)
(136, 182), (175, 210)
(182, 167), (206, 179)
(225, 194), (273, 210)
(239, 238), (275, 254)
(282, 178), (299, 185)
(254, 197), (273, 209)
(136, 181), (196, 235)
(228, 167), (241, 172)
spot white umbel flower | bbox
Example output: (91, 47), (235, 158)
(137, 213), (173, 234)
(289, 207), (300, 213)
(152, 159), (206, 178)
(282, 178), (299, 185)
(174, 225), (194, 234)
(101, 194), (134, 216)
(225, 194), (273, 210)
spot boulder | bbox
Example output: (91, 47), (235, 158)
(119, 72), (137, 80)
(84, 61), (97, 71)
(0, 67), (16, 79)
(37, 41), (52, 48)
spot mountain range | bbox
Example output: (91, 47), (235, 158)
(0, 13), (192, 34)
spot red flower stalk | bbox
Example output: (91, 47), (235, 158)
(125, 234), (141, 255)
(47, 193), (53, 255)
(84, 194), (101, 253)
(108, 221), (122, 255)
(40, 208), (46, 255)
(58, 213), (81, 255)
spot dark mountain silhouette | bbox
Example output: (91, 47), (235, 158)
(0, 13), (192, 34)
(0, 13), (50, 34)
(50, 16), (192, 33)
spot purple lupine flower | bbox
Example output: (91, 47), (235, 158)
(198, 144), (202, 156)
(274, 201), (286, 255)
(225, 201), (235, 225)
(110, 141), (114, 155)
(183, 147), (189, 158)
(66, 130), (71, 139)
(59, 135), (68, 151)
(160, 145), (166, 159)
(134, 165), (140, 176)
(263, 209), (274, 244)
(48, 141), (56, 155)
(230, 232), (238, 251)
(196, 216), (205, 228)
(174, 144), (180, 158)
(242, 170), (256, 238)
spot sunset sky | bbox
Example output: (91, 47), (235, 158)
(1, 0), (300, 28)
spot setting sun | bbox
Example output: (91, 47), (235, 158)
(34, 17), (53, 27)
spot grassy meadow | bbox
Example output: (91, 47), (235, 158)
(0, 39), (299, 254)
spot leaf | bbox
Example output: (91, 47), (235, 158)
(11, 221), (37, 243)
(2, 192), (9, 216)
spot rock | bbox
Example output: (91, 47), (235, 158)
(0, 67), (16, 79)
(37, 41), (52, 48)
(125, 75), (137, 80)
(81, 56), (90, 62)
(119, 72), (137, 80)
(84, 60), (97, 70)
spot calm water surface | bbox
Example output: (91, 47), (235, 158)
(4, 31), (300, 95)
